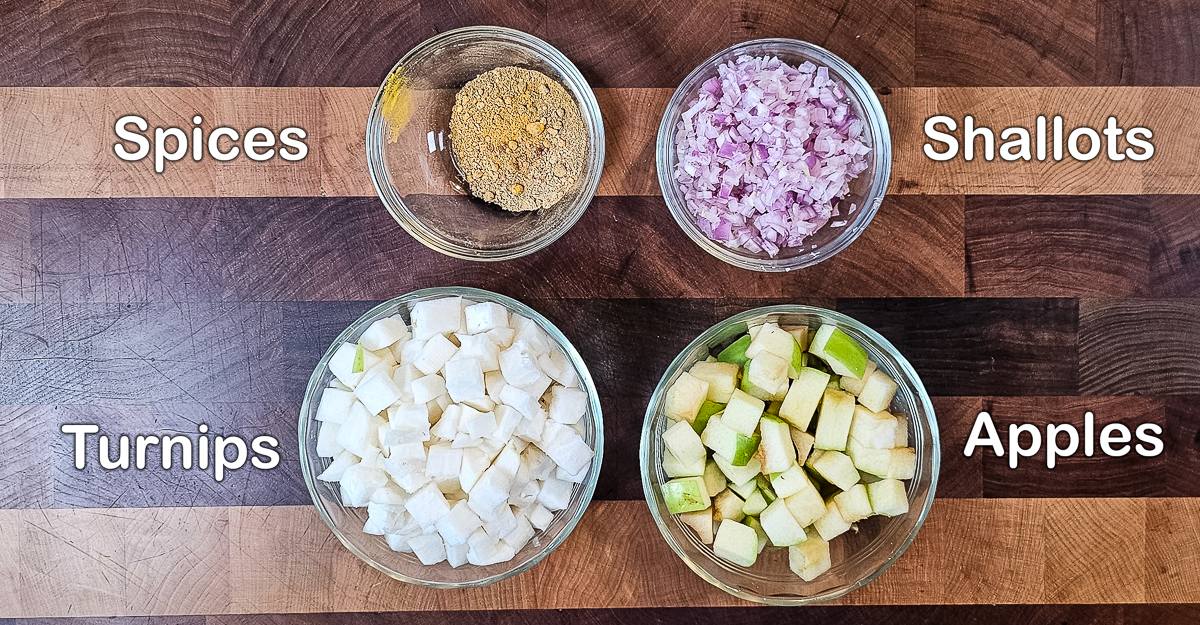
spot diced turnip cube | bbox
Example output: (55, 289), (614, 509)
(537, 423), (594, 475)
(436, 500), (483, 546)
(391, 364), (419, 397)
(464, 409), (498, 440)
(498, 385), (540, 419)
(489, 405), (524, 443)
(317, 450), (357, 481)
(316, 387), (355, 423)
(539, 350), (577, 387)
(465, 301), (509, 334)
(468, 465), (515, 518)
(359, 445), (383, 470)
(426, 444), (463, 481)
(355, 368), (404, 415)
(385, 533), (412, 553)
(511, 480), (541, 508)
(537, 476), (572, 511)
(339, 464), (388, 507)
(555, 462), (589, 484)
(443, 358), (486, 403)
(363, 499), (406, 535)
(485, 503), (518, 539)
(549, 386), (588, 425)
(522, 446), (555, 481)
(459, 447), (491, 493)
(505, 514), (535, 553)
(430, 404), (461, 440)
(517, 373), (553, 400)
(445, 540), (468, 568)
(513, 409), (547, 443)
(408, 532), (447, 565)
(316, 420), (343, 457)
(411, 296), (462, 340)
(486, 327), (516, 349)
(410, 374), (446, 404)
(529, 503), (554, 530)
(493, 442), (522, 476)
(467, 528), (513, 565)
(329, 342), (380, 388)
(387, 403), (431, 441)
(484, 369), (507, 402)
(392, 468), (431, 494)
(337, 402), (385, 457)
(453, 333), (501, 372)
(414, 334), (459, 375)
(400, 338), (426, 366)
(405, 482), (451, 529)
(513, 317), (552, 356)
(385, 442), (426, 474)
(498, 341), (543, 387)
(360, 317), (410, 351)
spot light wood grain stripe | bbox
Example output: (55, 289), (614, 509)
(0, 498), (1192, 617)
(0, 87), (1196, 198)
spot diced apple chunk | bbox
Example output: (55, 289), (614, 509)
(665, 372), (710, 423)
(713, 520), (758, 567)
(833, 483), (873, 523)
(867, 479), (909, 517)
(661, 476), (710, 514)
(759, 497), (806, 546)
(813, 499), (851, 541)
(807, 449), (860, 492)
(679, 508), (715, 544)
(688, 361), (740, 404)
(848, 405), (897, 449)
(788, 528), (831, 581)
(857, 369), (899, 413)
(722, 389), (765, 437)
(663, 420), (708, 470)
(814, 389), (856, 451)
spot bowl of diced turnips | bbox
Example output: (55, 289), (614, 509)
(299, 286), (603, 587)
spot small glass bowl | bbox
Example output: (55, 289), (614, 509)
(299, 286), (604, 588)
(366, 27), (605, 261)
(655, 39), (892, 272)
(639, 305), (938, 604)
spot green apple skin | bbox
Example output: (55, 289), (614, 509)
(730, 433), (761, 466)
(755, 473), (777, 503)
(691, 400), (724, 434)
(810, 325), (868, 379)
(716, 335), (753, 368)
(661, 476), (711, 514)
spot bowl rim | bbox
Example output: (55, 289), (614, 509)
(654, 38), (893, 272)
(638, 303), (939, 604)
(365, 26), (607, 262)
(298, 286), (605, 588)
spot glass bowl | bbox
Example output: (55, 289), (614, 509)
(655, 39), (892, 272)
(366, 27), (605, 261)
(639, 305), (938, 604)
(299, 286), (604, 588)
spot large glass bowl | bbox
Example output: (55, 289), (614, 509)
(639, 305), (937, 604)
(366, 27), (605, 261)
(299, 286), (604, 588)
(656, 39), (892, 272)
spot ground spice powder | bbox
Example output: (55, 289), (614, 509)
(449, 66), (587, 212)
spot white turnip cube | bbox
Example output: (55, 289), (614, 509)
(486, 327), (516, 349)
(555, 462), (589, 484)
(317, 450), (357, 481)
(329, 342), (379, 388)
(465, 301), (509, 334)
(391, 364), (419, 397)
(549, 386), (588, 425)
(459, 447), (491, 493)
(411, 296), (462, 340)
(363, 500), (406, 535)
(466, 527), (499, 564)
(385, 533), (413, 553)
(408, 532), (447, 565)
(529, 504), (554, 531)
(484, 369), (507, 401)
(392, 468), (431, 494)
(523, 445), (556, 480)
(444, 358), (486, 403)
(540, 350), (577, 387)
(499, 385), (539, 419)
(405, 482), (451, 529)
(316, 387), (355, 423)
(316, 421), (343, 457)
(512, 316), (552, 356)
(426, 444), (463, 481)
(484, 503), (518, 539)
(491, 405), (524, 443)
(468, 465), (515, 518)
(514, 409), (547, 443)
(464, 409), (497, 440)
(337, 402), (385, 457)
(504, 514), (535, 553)
(355, 368), (404, 415)
(538, 424), (594, 475)
(517, 373), (553, 400)
(430, 404), (461, 440)
(511, 479), (541, 508)
(498, 341), (543, 387)
(414, 334), (458, 375)
(360, 316), (409, 351)
(445, 540), (468, 568)
(462, 396), (496, 413)
(399, 338), (426, 366)
(537, 477), (572, 511)
(454, 334), (500, 372)
(493, 442), (522, 476)
(385, 442), (426, 474)
(410, 374), (446, 404)
(436, 500), (483, 546)
(387, 403), (431, 440)
(339, 464), (387, 507)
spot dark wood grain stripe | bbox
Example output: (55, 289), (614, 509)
(1079, 300), (1200, 395)
(12, 195), (963, 303)
(1097, 0), (1200, 86)
(965, 195), (1200, 297)
(835, 298), (1080, 397)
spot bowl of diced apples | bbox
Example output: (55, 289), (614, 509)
(300, 286), (603, 588)
(639, 305), (938, 604)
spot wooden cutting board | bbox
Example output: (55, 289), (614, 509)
(1, 0), (1198, 621)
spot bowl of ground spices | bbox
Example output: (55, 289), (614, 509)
(367, 27), (605, 261)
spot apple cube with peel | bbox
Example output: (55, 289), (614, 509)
(807, 449), (860, 491)
(713, 520), (758, 567)
(868, 479), (910, 516)
(791, 430), (816, 465)
(858, 369), (899, 413)
(712, 488), (745, 523)
(741, 490), (769, 517)
(702, 461), (727, 497)
(759, 497), (806, 546)
(777, 367), (830, 431)
(757, 415), (796, 473)
(410, 296), (462, 340)
(784, 484), (827, 527)
(729, 477), (757, 500)
(745, 323), (799, 361)
(840, 360), (877, 395)
(722, 389), (765, 437)
(769, 464), (812, 499)
(833, 483), (873, 523)
(316, 387), (355, 423)
(788, 528), (832, 581)
(661, 476), (711, 514)
(814, 389), (856, 451)
(465, 301), (509, 334)
(360, 317), (410, 351)
(549, 386), (588, 425)
(688, 361), (741, 404)
(712, 453), (762, 486)
(742, 351), (789, 401)
(330, 342), (381, 388)
(809, 324), (869, 379)
(664, 420), (708, 470)
(665, 372), (710, 423)
(813, 498), (852, 541)
(679, 508), (715, 544)
(849, 406), (898, 449)
(847, 438), (893, 477)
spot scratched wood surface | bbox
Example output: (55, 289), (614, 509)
(1, 0), (1199, 621)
